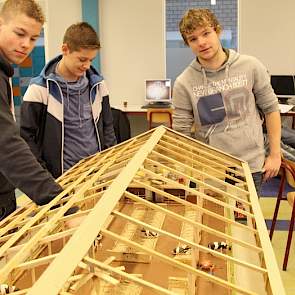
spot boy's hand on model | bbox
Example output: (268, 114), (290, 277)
(263, 154), (281, 181)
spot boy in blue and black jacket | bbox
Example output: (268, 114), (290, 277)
(21, 22), (117, 178)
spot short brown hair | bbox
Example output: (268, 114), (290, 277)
(179, 9), (221, 45)
(0, 0), (45, 24)
(63, 22), (100, 52)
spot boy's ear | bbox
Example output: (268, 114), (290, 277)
(215, 25), (222, 36)
(61, 43), (70, 55)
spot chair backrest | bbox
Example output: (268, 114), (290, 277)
(111, 108), (131, 143)
(282, 158), (295, 188)
(146, 108), (173, 129)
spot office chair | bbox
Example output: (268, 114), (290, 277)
(269, 157), (295, 270)
(147, 108), (173, 130)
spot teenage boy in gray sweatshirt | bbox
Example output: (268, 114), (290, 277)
(20, 22), (117, 179)
(172, 9), (281, 193)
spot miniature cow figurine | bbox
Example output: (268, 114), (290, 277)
(172, 245), (191, 255)
(208, 241), (231, 252)
(0, 284), (18, 294)
(93, 233), (103, 250)
(141, 228), (159, 238)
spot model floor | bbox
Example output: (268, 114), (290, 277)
(16, 188), (295, 294)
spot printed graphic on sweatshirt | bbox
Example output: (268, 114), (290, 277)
(223, 87), (249, 121)
(194, 74), (249, 126)
(192, 74), (248, 97)
(197, 93), (226, 125)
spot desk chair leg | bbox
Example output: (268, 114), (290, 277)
(269, 171), (286, 240)
(283, 202), (295, 270)
(169, 116), (172, 129)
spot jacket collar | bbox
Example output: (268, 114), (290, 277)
(0, 53), (14, 77)
(40, 55), (104, 87)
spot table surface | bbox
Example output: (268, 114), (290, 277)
(279, 104), (295, 129)
(112, 105), (147, 113)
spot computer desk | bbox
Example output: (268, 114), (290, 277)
(279, 103), (295, 129)
(112, 104), (174, 113)
(281, 111), (295, 129)
(112, 104), (174, 135)
(112, 105), (148, 136)
(112, 103), (295, 132)
(112, 105), (147, 115)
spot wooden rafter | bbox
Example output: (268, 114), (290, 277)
(0, 126), (285, 295)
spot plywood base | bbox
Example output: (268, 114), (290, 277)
(168, 277), (189, 295)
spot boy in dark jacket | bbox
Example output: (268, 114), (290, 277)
(0, 0), (62, 220)
(20, 22), (117, 178)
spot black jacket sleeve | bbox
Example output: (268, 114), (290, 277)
(102, 95), (117, 148)
(20, 99), (48, 169)
(0, 77), (62, 205)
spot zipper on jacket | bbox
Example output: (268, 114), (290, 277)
(90, 82), (102, 152)
(47, 78), (65, 174)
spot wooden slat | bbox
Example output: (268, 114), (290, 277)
(0, 126), (285, 295)
(141, 168), (255, 219)
(83, 256), (175, 295)
(101, 229), (257, 295)
(130, 181), (257, 234)
(112, 208), (266, 274)
(125, 190), (260, 252)
(150, 150), (250, 204)
(156, 141), (245, 184)
(242, 163), (286, 295)
(28, 127), (166, 295)
(162, 132), (243, 172)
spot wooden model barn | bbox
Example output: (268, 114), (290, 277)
(0, 126), (285, 295)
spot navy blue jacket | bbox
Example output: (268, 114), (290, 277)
(20, 55), (116, 178)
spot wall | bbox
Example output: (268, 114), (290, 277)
(82, 0), (100, 70)
(44, 0), (82, 61)
(239, 0), (295, 74)
(99, 0), (166, 107)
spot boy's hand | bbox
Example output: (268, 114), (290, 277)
(263, 154), (281, 181)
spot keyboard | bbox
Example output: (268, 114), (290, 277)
(141, 103), (172, 109)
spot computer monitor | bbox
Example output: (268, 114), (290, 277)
(145, 79), (172, 105)
(270, 75), (295, 98)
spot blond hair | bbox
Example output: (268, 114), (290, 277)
(0, 0), (45, 24)
(63, 22), (100, 52)
(179, 8), (221, 45)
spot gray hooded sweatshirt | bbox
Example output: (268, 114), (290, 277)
(172, 49), (279, 172)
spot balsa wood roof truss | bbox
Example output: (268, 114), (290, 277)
(0, 126), (285, 295)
